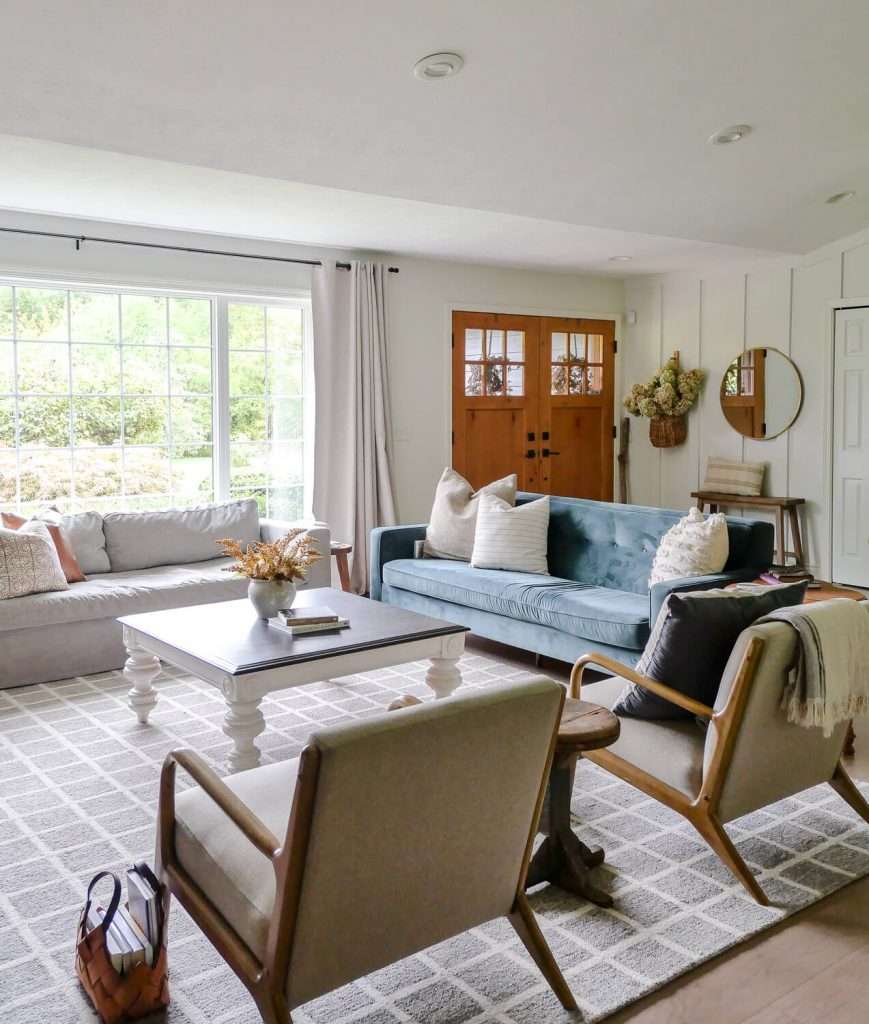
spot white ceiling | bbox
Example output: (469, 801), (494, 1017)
(1, 0), (868, 272)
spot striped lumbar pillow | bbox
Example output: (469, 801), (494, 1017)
(702, 457), (765, 497)
(471, 494), (550, 574)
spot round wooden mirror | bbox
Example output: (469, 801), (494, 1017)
(720, 348), (803, 440)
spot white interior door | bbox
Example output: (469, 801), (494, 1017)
(832, 307), (869, 586)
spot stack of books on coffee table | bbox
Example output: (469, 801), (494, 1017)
(269, 606), (350, 637)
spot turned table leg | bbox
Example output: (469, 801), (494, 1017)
(124, 630), (161, 724)
(424, 633), (465, 699)
(222, 695), (266, 773)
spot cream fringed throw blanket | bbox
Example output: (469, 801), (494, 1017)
(759, 598), (869, 736)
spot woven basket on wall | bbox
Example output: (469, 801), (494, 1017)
(649, 414), (687, 448)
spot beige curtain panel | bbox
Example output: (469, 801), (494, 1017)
(312, 261), (397, 593)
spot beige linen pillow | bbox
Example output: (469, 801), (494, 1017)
(702, 457), (765, 497)
(471, 494), (550, 574)
(0, 520), (69, 600)
(423, 468), (517, 560)
(649, 507), (729, 586)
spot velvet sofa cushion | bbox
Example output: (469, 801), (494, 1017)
(517, 492), (773, 595)
(383, 558), (650, 650)
(612, 582), (808, 720)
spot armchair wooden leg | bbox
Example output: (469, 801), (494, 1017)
(830, 760), (869, 824)
(256, 990), (291, 1024)
(508, 893), (578, 1011)
(690, 810), (769, 906)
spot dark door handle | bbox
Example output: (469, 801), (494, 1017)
(525, 449), (536, 459)
(541, 448), (561, 457)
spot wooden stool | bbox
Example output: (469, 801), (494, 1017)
(330, 541), (353, 592)
(526, 699), (620, 907)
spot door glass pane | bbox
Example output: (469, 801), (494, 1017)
(464, 363), (482, 396)
(587, 366), (603, 394)
(486, 330), (504, 359)
(506, 364), (524, 396)
(569, 333), (586, 360)
(464, 329), (483, 360)
(551, 333), (568, 363)
(551, 365), (567, 395)
(587, 334), (603, 362)
(568, 365), (585, 395)
(485, 364), (504, 396)
(506, 331), (524, 361)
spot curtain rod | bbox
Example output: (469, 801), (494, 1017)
(0, 225), (399, 273)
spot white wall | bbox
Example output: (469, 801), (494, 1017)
(621, 225), (869, 579)
(0, 210), (624, 524)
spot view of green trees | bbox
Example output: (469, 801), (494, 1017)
(0, 286), (306, 519)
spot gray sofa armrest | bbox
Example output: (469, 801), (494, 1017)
(370, 524), (427, 601)
(259, 518), (331, 589)
(649, 568), (760, 627)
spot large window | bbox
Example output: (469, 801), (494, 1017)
(0, 280), (311, 520)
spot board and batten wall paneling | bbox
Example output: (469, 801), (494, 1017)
(621, 222), (869, 580)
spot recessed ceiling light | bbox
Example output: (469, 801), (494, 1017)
(826, 190), (856, 204)
(609, 256), (632, 262)
(413, 52), (464, 81)
(708, 124), (752, 145)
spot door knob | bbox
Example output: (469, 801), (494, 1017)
(525, 449), (536, 459)
(541, 448), (561, 457)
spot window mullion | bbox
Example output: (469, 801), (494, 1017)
(213, 296), (231, 501)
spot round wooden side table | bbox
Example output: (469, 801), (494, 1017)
(526, 698), (620, 907)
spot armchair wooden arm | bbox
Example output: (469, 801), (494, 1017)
(569, 652), (714, 720)
(159, 749), (281, 862)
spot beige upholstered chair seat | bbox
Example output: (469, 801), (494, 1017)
(582, 675), (704, 799)
(175, 758), (300, 960)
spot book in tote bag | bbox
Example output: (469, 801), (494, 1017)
(76, 870), (170, 1024)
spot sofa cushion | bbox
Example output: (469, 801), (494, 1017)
(59, 510), (110, 574)
(103, 500), (260, 572)
(383, 558), (649, 650)
(0, 558), (247, 632)
(581, 675), (705, 799)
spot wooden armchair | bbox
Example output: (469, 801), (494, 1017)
(571, 620), (869, 905)
(157, 678), (576, 1023)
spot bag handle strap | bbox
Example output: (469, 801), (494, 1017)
(80, 871), (122, 939)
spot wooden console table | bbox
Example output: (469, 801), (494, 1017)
(692, 492), (806, 568)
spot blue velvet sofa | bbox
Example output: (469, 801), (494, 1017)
(370, 493), (774, 666)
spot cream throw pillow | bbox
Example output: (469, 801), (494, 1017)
(471, 495), (550, 574)
(649, 507), (729, 586)
(424, 468), (517, 560)
(0, 520), (69, 600)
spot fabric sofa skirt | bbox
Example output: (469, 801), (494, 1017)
(380, 583), (642, 668)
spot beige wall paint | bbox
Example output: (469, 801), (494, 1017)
(621, 226), (869, 580)
(0, 211), (624, 525)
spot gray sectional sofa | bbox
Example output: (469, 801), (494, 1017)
(371, 493), (774, 667)
(0, 500), (330, 689)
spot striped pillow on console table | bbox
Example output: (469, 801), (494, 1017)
(702, 457), (765, 497)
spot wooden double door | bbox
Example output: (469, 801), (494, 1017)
(452, 310), (615, 500)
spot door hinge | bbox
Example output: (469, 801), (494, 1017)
(613, 339), (618, 354)
(612, 425), (618, 439)
(451, 332), (455, 349)
(451, 430), (455, 445)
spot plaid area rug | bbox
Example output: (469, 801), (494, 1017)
(1, 650), (868, 1024)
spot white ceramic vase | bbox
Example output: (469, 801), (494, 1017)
(248, 579), (296, 620)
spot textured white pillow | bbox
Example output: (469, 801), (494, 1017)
(471, 495), (550, 574)
(424, 468), (517, 560)
(0, 520), (69, 600)
(649, 507), (729, 586)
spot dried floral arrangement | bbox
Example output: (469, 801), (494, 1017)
(217, 529), (321, 582)
(624, 357), (705, 418)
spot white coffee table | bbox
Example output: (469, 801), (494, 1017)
(118, 588), (468, 773)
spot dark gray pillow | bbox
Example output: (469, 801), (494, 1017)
(612, 582), (808, 720)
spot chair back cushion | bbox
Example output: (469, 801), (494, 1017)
(286, 678), (563, 1007)
(704, 621), (848, 822)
